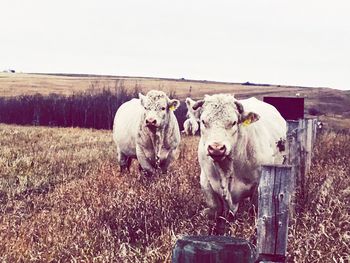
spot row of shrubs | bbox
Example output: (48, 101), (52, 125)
(0, 86), (188, 130)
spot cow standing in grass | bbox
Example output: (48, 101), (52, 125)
(113, 90), (181, 176)
(183, 98), (200, 136)
(191, 94), (286, 224)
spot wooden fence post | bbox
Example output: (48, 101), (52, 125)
(304, 118), (316, 175)
(286, 118), (316, 200)
(172, 236), (256, 263)
(256, 165), (294, 263)
(297, 119), (307, 198)
(286, 120), (299, 166)
(311, 118), (318, 149)
(286, 120), (299, 193)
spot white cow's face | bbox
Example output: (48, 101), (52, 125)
(139, 90), (180, 130)
(192, 94), (260, 162)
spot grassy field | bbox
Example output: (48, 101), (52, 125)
(0, 72), (306, 98)
(0, 124), (349, 262)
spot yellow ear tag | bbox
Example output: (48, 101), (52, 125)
(169, 105), (176, 111)
(242, 118), (251, 127)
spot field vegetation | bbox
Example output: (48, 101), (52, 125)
(0, 85), (188, 130)
(0, 124), (349, 262)
(1, 72), (350, 130)
(0, 72), (313, 98)
(0, 72), (349, 262)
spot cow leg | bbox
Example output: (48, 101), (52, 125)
(117, 147), (130, 173)
(159, 160), (168, 174)
(200, 172), (224, 220)
(192, 120), (199, 136)
(125, 157), (133, 172)
(200, 172), (232, 234)
(247, 184), (259, 216)
(138, 164), (153, 178)
(227, 202), (239, 219)
(136, 146), (155, 176)
(158, 150), (175, 174)
(183, 119), (190, 136)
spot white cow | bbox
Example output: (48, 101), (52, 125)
(183, 98), (200, 136)
(113, 90), (181, 176)
(183, 118), (199, 136)
(192, 94), (286, 219)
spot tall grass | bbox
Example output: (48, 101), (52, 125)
(0, 124), (349, 262)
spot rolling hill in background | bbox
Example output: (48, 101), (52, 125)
(1, 72), (349, 129)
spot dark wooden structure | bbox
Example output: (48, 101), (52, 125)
(263, 97), (304, 121)
(172, 236), (256, 263)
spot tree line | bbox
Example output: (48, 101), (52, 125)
(0, 86), (188, 130)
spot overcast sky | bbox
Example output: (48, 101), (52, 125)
(1, 0), (349, 90)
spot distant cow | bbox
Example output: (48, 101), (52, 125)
(183, 118), (199, 136)
(113, 90), (181, 176)
(192, 94), (286, 220)
(182, 98), (200, 136)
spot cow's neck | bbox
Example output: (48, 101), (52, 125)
(212, 158), (232, 174)
(232, 127), (259, 182)
(211, 158), (234, 202)
(230, 126), (256, 159)
(211, 127), (258, 178)
(141, 121), (170, 157)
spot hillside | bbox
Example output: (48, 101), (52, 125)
(1, 72), (350, 129)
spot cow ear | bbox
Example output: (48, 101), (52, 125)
(192, 100), (204, 110)
(240, 112), (260, 126)
(139, 93), (146, 106)
(234, 101), (244, 114)
(168, 99), (180, 111)
(186, 97), (195, 107)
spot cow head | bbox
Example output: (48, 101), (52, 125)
(192, 94), (260, 162)
(139, 90), (180, 130)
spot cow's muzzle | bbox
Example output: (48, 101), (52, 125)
(146, 118), (157, 126)
(207, 143), (227, 161)
(145, 118), (159, 131)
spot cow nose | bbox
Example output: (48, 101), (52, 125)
(146, 118), (157, 126)
(208, 143), (226, 156)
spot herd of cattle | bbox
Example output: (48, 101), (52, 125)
(113, 90), (287, 219)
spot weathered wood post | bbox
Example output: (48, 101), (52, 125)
(286, 118), (316, 200)
(285, 120), (299, 215)
(172, 236), (256, 263)
(311, 118), (318, 146)
(286, 121), (299, 167)
(256, 165), (294, 263)
(304, 118), (316, 175)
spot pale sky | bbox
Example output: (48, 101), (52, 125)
(1, 0), (349, 90)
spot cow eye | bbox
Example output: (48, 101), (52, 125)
(202, 120), (208, 128)
(226, 121), (236, 129)
(161, 107), (166, 110)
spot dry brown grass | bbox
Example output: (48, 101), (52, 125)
(0, 124), (349, 262)
(289, 131), (350, 262)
